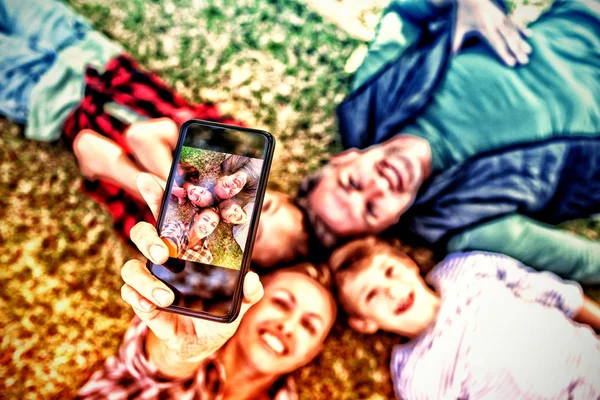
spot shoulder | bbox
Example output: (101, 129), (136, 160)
(162, 220), (187, 234)
(427, 251), (522, 288)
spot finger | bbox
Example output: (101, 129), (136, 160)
(452, 27), (467, 54)
(483, 29), (517, 67)
(237, 271), (264, 318)
(515, 24), (533, 54)
(499, 21), (530, 64)
(121, 259), (175, 307)
(121, 283), (158, 315)
(519, 25), (533, 38)
(121, 283), (181, 342)
(130, 221), (170, 265)
(136, 173), (166, 219)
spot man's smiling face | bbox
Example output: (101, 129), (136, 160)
(308, 142), (426, 238)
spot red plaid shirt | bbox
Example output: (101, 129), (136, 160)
(62, 54), (244, 240)
(76, 318), (297, 400)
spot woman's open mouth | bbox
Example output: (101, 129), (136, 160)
(394, 291), (415, 315)
(258, 329), (288, 356)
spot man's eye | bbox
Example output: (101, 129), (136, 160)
(349, 176), (360, 190)
(366, 289), (376, 303)
(385, 266), (394, 278)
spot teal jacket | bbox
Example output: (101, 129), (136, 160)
(339, 0), (600, 282)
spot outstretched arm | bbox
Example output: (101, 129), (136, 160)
(447, 214), (600, 284)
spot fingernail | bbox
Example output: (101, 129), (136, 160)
(150, 244), (167, 262)
(153, 288), (172, 306)
(139, 297), (154, 311)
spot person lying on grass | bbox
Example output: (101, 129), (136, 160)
(77, 174), (336, 400)
(0, 0), (307, 259)
(328, 236), (600, 400)
(171, 162), (217, 208)
(296, 0), (600, 281)
(216, 154), (263, 205)
(161, 207), (221, 264)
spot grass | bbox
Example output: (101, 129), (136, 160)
(1, 0), (598, 399)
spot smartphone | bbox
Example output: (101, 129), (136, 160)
(147, 120), (275, 323)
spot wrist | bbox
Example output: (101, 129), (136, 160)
(146, 330), (216, 379)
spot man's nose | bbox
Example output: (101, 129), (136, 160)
(363, 174), (388, 196)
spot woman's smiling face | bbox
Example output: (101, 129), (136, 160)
(191, 209), (220, 239)
(233, 271), (335, 375)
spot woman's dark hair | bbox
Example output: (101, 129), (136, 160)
(176, 162), (201, 186)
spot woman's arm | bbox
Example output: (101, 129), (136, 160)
(447, 214), (600, 284)
(171, 184), (186, 203)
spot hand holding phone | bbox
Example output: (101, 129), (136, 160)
(119, 174), (264, 376)
(147, 120), (275, 322)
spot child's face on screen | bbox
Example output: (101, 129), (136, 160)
(221, 202), (247, 224)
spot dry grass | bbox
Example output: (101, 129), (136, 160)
(1, 0), (598, 399)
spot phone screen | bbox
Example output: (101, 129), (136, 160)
(148, 121), (272, 320)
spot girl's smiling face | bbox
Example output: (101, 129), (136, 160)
(191, 209), (220, 238)
(187, 185), (213, 208)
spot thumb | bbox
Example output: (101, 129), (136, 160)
(137, 173), (166, 220)
(238, 271), (264, 317)
(452, 27), (466, 54)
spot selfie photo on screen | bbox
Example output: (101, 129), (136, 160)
(160, 147), (264, 270)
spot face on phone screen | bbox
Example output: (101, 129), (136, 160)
(149, 122), (271, 319)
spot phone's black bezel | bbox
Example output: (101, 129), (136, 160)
(147, 119), (275, 323)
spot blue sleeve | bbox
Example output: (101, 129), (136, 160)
(447, 214), (600, 284)
(428, 252), (585, 318)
